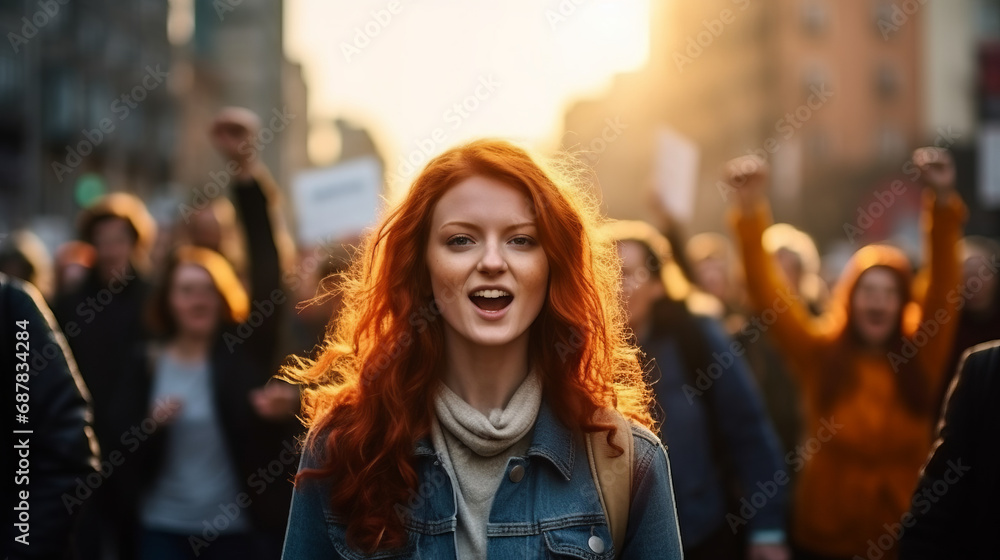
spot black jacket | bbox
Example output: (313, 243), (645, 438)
(899, 340), (1000, 559)
(53, 262), (150, 456)
(2, 273), (99, 559)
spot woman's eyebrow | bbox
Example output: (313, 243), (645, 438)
(439, 220), (536, 232)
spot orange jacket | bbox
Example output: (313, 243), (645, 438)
(730, 191), (965, 557)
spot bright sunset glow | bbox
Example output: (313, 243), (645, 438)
(285, 0), (650, 182)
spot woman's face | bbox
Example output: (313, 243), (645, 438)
(851, 267), (902, 347)
(92, 217), (135, 277)
(426, 175), (550, 348)
(617, 241), (664, 333)
(169, 263), (222, 338)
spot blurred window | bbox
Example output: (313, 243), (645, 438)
(877, 125), (906, 160)
(802, 1), (828, 35)
(872, 0), (895, 36)
(876, 62), (900, 99)
(802, 63), (829, 98)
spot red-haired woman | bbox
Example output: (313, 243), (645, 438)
(281, 139), (683, 559)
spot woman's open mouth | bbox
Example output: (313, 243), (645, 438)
(470, 289), (514, 316)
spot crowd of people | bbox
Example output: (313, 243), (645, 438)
(3, 110), (998, 560)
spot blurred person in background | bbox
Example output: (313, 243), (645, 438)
(109, 108), (301, 560)
(285, 242), (354, 359)
(725, 147), (966, 560)
(762, 223), (828, 317)
(935, 235), (1000, 410)
(54, 240), (96, 299)
(0, 230), (55, 302)
(116, 246), (299, 560)
(606, 219), (790, 560)
(687, 231), (804, 457)
(53, 190), (156, 560)
(2, 272), (99, 560)
(687, 232), (743, 323)
(0, 229), (55, 302)
(174, 196), (247, 284)
(898, 340), (1000, 559)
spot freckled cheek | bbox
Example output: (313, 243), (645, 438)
(516, 256), (550, 299)
(428, 251), (474, 298)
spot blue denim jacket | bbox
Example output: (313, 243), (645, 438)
(281, 401), (683, 559)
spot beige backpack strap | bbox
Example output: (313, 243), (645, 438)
(586, 407), (633, 558)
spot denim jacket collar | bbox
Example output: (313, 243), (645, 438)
(414, 398), (575, 480)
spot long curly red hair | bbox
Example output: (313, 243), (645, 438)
(282, 139), (652, 552)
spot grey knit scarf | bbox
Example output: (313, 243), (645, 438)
(430, 369), (542, 559)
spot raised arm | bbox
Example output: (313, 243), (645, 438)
(724, 156), (826, 379)
(209, 108), (289, 374)
(906, 147), (966, 394)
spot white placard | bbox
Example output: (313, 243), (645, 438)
(653, 127), (700, 222)
(979, 125), (1000, 209)
(292, 156), (383, 245)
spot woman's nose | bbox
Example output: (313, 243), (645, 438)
(476, 242), (508, 274)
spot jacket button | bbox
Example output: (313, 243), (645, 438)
(508, 464), (525, 483)
(588, 535), (605, 553)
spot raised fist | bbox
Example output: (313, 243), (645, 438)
(912, 147), (955, 193)
(209, 106), (261, 166)
(722, 155), (769, 207)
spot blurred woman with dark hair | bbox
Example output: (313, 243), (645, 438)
(725, 148), (965, 560)
(281, 139), (683, 559)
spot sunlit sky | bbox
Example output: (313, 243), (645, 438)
(284, 0), (650, 176)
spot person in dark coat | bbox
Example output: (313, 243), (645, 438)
(49, 192), (156, 559)
(899, 340), (1000, 558)
(2, 272), (99, 559)
(606, 220), (790, 560)
(934, 236), (1000, 411)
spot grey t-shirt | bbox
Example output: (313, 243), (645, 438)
(140, 351), (250, 534)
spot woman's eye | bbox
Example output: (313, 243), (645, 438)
(447, 235), (473, 246)
(510, 236), (535, 246)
